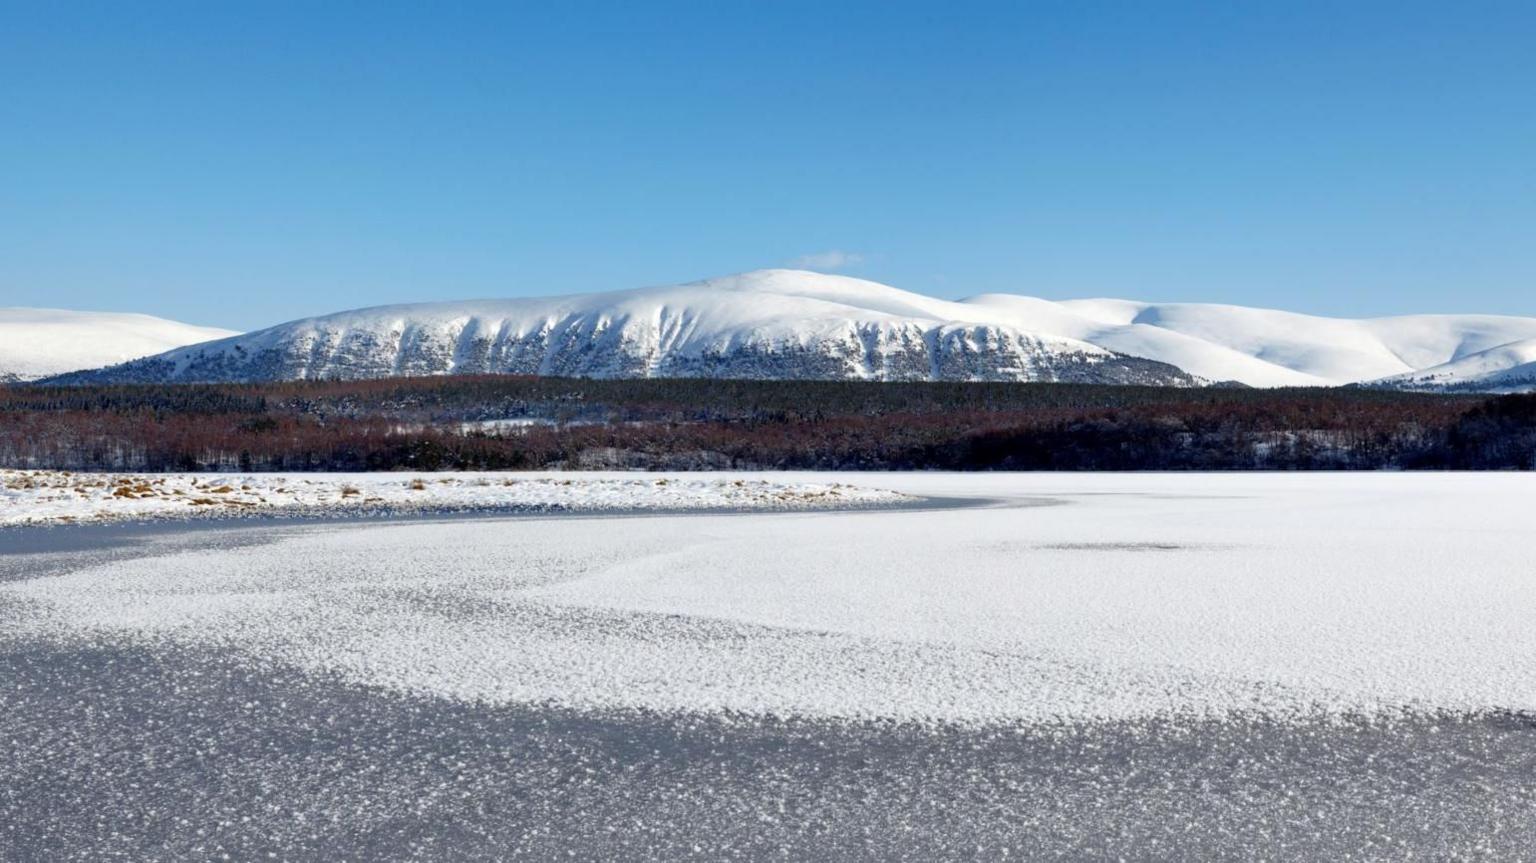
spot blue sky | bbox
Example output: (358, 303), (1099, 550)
(2, 1), (1533, 329)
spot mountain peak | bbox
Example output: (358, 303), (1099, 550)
(29, 271), (1536, 392)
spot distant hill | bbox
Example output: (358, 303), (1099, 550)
(0, 308), (238, 382)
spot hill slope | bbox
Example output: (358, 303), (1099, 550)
(0, 308), (238, 382)
(1371, 338), (1536, 393)
(967, 295), (1536, 388)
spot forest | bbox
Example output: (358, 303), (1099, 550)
(1, 376), (1532, 472)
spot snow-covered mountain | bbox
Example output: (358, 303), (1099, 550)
(0, 308), (239, 383)
(967, 295), (1536, 389)
(1370, 338), (1536, 393)
(46, 271), (1201, 386)
(41, 270), (1536, 390)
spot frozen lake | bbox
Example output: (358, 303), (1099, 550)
(4, 472), (1535, 859)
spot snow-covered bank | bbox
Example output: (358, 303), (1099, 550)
(0, 469), (913, 526)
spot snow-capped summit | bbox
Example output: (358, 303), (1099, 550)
(0, 308), (238, 382)
(39, 270), (1536, 390)
(45, 271), (1202, 386)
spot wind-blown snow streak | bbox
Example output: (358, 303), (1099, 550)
(0, 308), (238, 381)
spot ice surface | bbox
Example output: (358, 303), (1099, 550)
(7, 472), (1535, 726)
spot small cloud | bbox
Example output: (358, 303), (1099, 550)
(787, 250), (865, 272)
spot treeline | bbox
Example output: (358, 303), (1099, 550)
(6, 376), (1473, 420)
(0, 376), (1531, 471)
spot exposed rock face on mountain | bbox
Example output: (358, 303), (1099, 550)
(48, 271), (1203, 386)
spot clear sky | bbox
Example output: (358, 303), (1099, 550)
(2, 1), (1533, 330)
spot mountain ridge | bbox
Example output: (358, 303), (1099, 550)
(43, 271), (1203, 387)
(34, 270), (1536, 390)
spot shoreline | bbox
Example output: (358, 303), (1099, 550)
(0, 469), (929, 533)
(0, 493), (1006, 557)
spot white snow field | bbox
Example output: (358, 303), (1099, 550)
(0, 469), (908, 526)
(7, 472), (1535, 725)
(0, 307), (236, 381)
